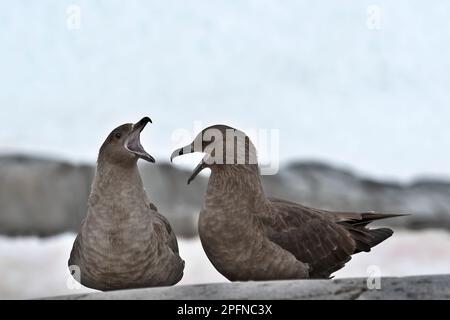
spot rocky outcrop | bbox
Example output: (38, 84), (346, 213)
(0, 155), (94, 236)
(48, 275), (450, 299)
(1, 155), (450, 237)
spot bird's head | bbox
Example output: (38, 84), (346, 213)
(170, 124), (258, 184)
(98, 117), (155, 166)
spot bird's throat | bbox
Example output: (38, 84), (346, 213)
(206, 167), (266, 211)
(90, 162), (148, 211)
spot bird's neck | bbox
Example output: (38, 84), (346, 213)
(206, 164), (267, 209)
(89, 160), (149, 209)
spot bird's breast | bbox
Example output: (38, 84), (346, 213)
(198, 197), (267, 277)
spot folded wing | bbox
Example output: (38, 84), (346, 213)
(261, 198), (400, 278)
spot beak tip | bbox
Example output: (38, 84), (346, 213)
(170, 148), (184, 163)
(142, 116), (152, 124)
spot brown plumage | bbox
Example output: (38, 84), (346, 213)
(171, 124), (404, 280)
(69, 117), (184, 291)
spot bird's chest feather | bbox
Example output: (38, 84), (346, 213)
(83, 199), (154, 258)
(199, 192), (265, 266)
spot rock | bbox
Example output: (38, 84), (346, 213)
(47, 275), (450, 299)
(0, 155), (93, 236)
(1, 155), (450, 237)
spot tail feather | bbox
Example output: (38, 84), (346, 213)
(333, 211), (406, 253)
(353, 213), (409, 227)
(345, 226), (394, 253)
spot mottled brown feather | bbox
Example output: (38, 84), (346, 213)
(263, 198), (356, 278)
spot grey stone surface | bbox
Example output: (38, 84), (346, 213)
(48, 275), (450, 300)
(0, 155), (93, 236)
(1, 155), (450, 237)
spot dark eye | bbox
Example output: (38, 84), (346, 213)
(115, 132), (121, 139)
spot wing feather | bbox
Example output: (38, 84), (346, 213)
(261, 198), (356, 278)
(261, 198), (401, 277)
(151, 206), (180, 255)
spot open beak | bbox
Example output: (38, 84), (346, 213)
(125, 117), (155, 163)
(187, 156), (209, 185)
(170, 143), (209, 184)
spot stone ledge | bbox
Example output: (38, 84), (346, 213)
(47, 275), (450, 300)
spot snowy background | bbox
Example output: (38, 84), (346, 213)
(0, 0), (449, 180)
(1, 0), (450, 299)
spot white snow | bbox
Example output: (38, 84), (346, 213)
(0, 230), (449, 299)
